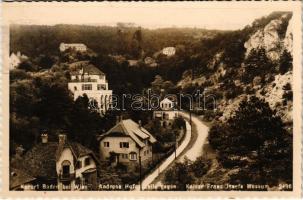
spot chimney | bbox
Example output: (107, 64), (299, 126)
(58, 134), (67, 145)
(41, 133), (48, 143)
(138, 120), (142, 128)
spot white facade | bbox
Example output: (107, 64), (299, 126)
(99, 119), (156, 166)
(154, 98), (179, 127)
(9, 53), (21, 70)
(162, 47), (176, 56)
(100, 136), (152, 165)
(60, 43), (87, 52)
(68, 65), (112, 114)
(56, 147), (97, 191)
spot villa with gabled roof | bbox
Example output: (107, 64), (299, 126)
(10, 133), (99, 191)
(98, 118), (156, 167)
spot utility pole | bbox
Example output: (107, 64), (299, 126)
(190, 111), (192, 134)
(139, 153), (142, 191)
(174, 130), (177, 159)
(190, 69), (193, 134)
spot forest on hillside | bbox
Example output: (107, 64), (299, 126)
(10, 11), (293, 189)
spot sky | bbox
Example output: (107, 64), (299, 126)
(3, 2), (295, 30)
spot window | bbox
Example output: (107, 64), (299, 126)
(74, 86), (77, 91)
(121, 154), (128, 159)
(84, 157), (90, 166)
(104, 142), (110, 147)
(61, 160), (71, 176)
(62, 165), (70, 176)
(76, 160), (82, 169)
(82, 84), (92, 90)
(129, 153), (137, 160)
(97, 84), (106, 90)
(120, 142), (129, 148)
(144, 151), (146, 156)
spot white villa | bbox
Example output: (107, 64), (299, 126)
(98, 118), (157, 167)
(9, 52), (28, 70)
(162, 47), (176, 57)
(68, 63), (112, 114)
(59, 43), (87, 52)
(153, 98), (179, 127)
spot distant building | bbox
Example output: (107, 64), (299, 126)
(162, 47), (176, 57)
(153, 98), (179, 128)
(98, 118), (156, 167)
(68, 63), (112, 114)
(9, 52), (28, 70)
(10, 133), (99, 191)
(127, 59), (139, 67)
(59, 43), (87, 52)
(144, 57), (158, 67)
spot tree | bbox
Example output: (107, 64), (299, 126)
(164, 159), (194, 190)
(279, 50), (292, 74)
(209, 96), (292, 185)
(243, 48), (274, 83)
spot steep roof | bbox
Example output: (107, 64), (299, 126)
(20, 141), (98, 179)
(70, 63), (104, 76)
(161, 97), (173, 104)
(10, 168), (36, 190)
(99, 119), (157, 148)
(82, 64), (105, 75)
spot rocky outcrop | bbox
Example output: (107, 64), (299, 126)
(256, 71), (292, 123)
(283, 17), (293, 56)
(244, 14), (292, 62)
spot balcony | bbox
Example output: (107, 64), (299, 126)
(58, 173), (76, 181)
(70, 78), (97, 83)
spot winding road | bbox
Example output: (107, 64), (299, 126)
(135, 111), (209, 191)
(178, 111), (209, 161)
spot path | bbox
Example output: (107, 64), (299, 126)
(135, 120), (192, 191)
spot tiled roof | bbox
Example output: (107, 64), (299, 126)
(20, 141), (97, 179)
(99, 119), (157, 148)
(10, 168), (36, 190)
(70, 62), (104, 76)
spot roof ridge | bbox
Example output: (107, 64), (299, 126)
(120, 120), (129, 135)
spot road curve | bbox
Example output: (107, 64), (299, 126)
(135, 111), (209, 190)
(178, 111), (209, 161)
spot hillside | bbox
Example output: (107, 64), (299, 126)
(10, 24), (221, 58)
(177, 11), (293, 127)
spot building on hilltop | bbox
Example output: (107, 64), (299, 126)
(59, 43), (87, 52)
(9, 51), (28, 70)
(98, 118), (157, 167)
(162, 47), (176, 57)
(68, 62), (112, 114)
(10, 133), (99, 191)
(153, 98), (179, 128)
